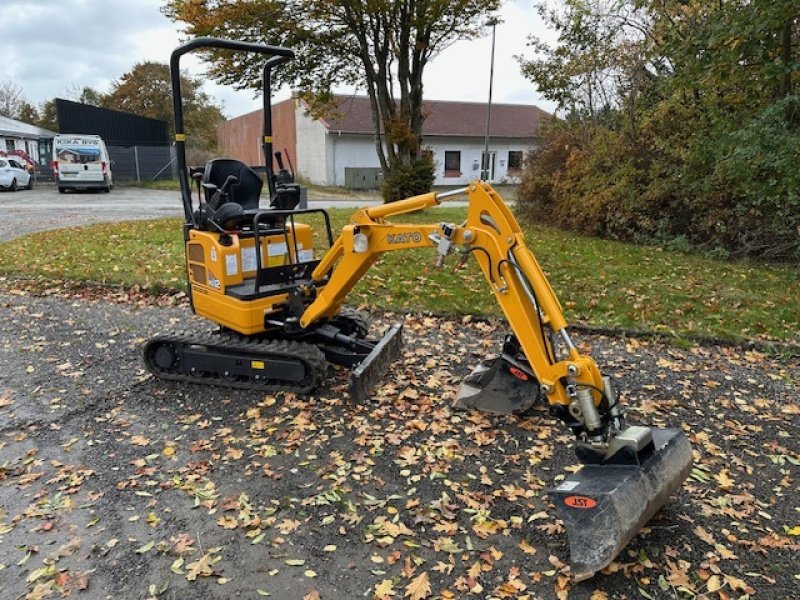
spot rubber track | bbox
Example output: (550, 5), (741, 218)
(144, 329), (327, 394)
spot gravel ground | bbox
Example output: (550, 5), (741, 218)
(0, 291), (797, 599)
(0, 185), (387, 242)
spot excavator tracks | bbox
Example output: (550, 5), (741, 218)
(143, 330), (327, 394)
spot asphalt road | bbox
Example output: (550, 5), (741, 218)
(0, 185), (386, 242)
(0, 292), (797, 599)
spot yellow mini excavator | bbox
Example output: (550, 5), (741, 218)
(145, 38), (693, 580)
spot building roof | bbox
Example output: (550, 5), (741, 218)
(0, 115), (57, 139)
(317, 95), (549, 138)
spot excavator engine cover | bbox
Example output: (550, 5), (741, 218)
(549, 428), (692, 581)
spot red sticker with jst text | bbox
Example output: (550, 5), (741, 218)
(564, 495), (597, 509)
(509, 367), (529, 381)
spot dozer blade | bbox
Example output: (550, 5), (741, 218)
(548, 428), (692, 581)
(349, 323), (403, 403)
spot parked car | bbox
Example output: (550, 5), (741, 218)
(52, 134), (113, 193)
(0, 157), (33, 191)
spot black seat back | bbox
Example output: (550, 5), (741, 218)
(203, 158), (263, 211)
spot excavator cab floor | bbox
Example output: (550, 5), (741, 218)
(548, 428), (692, 581)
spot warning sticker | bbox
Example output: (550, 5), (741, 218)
(298, 249), (314, 263)
(268, 242), (288, 257)
(241, 246), (262, 272)
(225, 254), (238, 276)
(555, 480), (580, 492)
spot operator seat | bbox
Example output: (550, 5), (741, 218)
(202, 158), (263, 210)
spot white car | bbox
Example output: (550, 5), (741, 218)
(0, 157), (33, 191)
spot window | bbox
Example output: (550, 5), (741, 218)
(444, 151), (461, 176)
(508, 151), (523, 171)
(0, 160), (6, 168)
(5, 139), (15, 152)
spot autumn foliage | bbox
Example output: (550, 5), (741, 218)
(518, 1), (800, 260)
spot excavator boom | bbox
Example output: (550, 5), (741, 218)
(300, 181), (692, 579)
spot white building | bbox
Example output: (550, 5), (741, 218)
(0, 115), (57, 171)
(218, 95), (550, 188)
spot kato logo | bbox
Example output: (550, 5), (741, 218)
(564, 495), (597, 509)
(509, 367), (529, 381)
(387, 232), (422, 244)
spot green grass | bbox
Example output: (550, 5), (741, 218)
(1, 207), (797, 344)
(121, 178), (382, 200)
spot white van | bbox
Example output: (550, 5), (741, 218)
(52, 134), (113, 193)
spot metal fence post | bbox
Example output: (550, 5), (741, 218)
(134, 146), (141, 182)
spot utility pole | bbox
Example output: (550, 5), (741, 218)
(482, 17), (499, 181)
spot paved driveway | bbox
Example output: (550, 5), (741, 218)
(0, 185), (387, 242)
(0, 184), (482, 242)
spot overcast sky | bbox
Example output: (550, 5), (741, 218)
(1, 0), (555, 118)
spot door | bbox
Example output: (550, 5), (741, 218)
(481, 151), (496, 181)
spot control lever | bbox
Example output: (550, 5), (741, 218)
(220, 174), (238, 194)
(274, 151), (294, 185)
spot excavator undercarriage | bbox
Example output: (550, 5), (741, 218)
(145, 36), (694, 580)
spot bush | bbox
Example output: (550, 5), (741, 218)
(517, 97), (800, 262)
(381, 156), (435, 203)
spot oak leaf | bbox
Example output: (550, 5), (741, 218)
(404, 572), (431, 600)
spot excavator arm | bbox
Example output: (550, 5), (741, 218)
(302, 182), (605, 415)
(300, 181), (692, 580)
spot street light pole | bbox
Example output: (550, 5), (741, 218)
(482, 17), (499, 181)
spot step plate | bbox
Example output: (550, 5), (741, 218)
(548, 428), (692, 581)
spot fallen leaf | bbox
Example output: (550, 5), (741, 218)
(405, 571), (431, 600)
(375, 578), (396, 599)
(186, 552), (215, 581)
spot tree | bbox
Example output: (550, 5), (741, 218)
(0, 80), (28, 120)
(17, 102), (39, 125)
(516, 1), (800, 260)
(163, 0), (500, 200)
(66, 84), (105, 107)
(103, 61), (224, 153)
(36, 99), (59, 132)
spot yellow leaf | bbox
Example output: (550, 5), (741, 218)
(186, 552), (215, 581)
(374, 579), (396, 599)
(785, 525), (800, 536)
(518, 539), (537, 555)
(130, 435), (150, 446)
(707, 575), (721, 592)
(404, 571), (431, 600)
(715, 469), (734, 490)
(216, 516), (238, 530)
(693, 526), (715, 546)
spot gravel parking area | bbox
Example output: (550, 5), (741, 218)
(0, 185), (387, 242)
(0, 291), (797, 599)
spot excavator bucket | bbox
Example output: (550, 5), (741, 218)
(454, 335), (540, 414)
(349, 323), (403, 403)
(548, 428), (692, 581)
